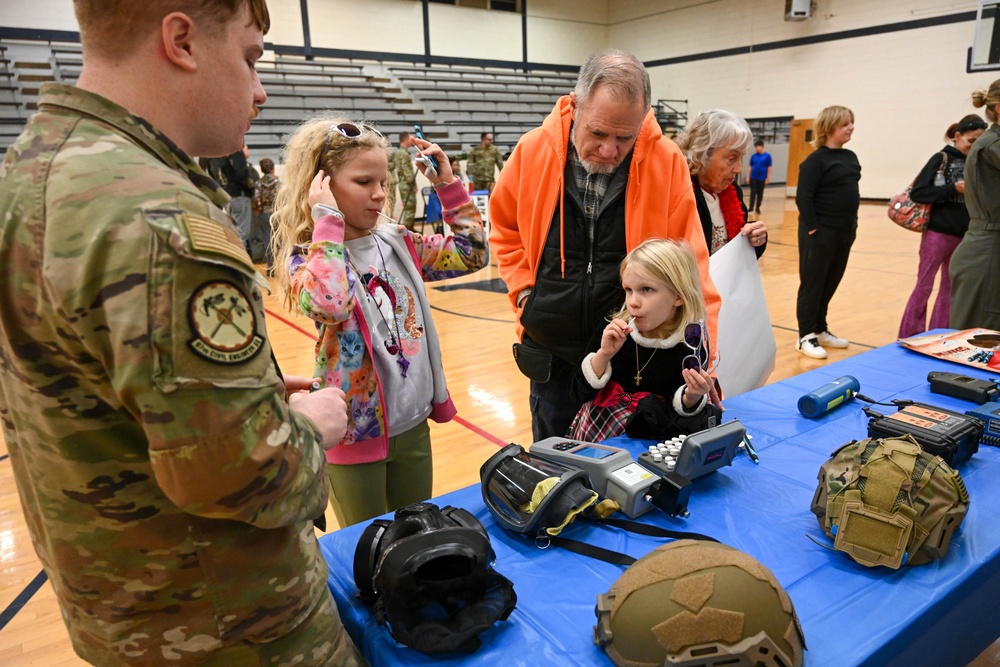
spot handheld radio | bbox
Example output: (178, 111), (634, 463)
(927, 371), (999, 404)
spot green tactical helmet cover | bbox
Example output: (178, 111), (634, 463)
(811, 434), (970, 569)
(594, 540), (806, 667)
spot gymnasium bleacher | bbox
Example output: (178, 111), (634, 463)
(0, 38), (577, 164)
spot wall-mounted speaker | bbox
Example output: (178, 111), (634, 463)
(784, 0), (812, 21)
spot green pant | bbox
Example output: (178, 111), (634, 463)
(327, 420), (433, 527)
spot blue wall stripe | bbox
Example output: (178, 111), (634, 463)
(0, 11), (977, 74)
(645, 11), (977, 68)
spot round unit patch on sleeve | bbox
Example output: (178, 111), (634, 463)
(188, 280), (265, 364)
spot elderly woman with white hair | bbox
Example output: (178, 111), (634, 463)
(675, 110), (768, 258)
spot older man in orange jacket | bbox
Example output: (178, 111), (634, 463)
(490, 48), (721, 440)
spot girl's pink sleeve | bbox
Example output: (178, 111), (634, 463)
(288, 212), (356, 325)
(413, 179), (490, 281)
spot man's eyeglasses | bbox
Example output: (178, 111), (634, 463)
(681, 319), (711, 373)
(318, 122), (384, 172)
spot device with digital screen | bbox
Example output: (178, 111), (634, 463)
(529, 437), (689, 518)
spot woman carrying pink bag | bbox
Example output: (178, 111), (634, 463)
(898, 114), (987, 338)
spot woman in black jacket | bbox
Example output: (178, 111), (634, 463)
(899, 114), (987, 338)
(794, 105), (860, 360)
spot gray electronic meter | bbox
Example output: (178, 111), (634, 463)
(530, 437), (689, 518)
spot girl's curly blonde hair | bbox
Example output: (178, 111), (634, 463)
(270, 115), (390, 309)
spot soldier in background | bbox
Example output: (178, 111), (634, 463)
(252, 156), (280, 271)
(467, 131), (504, 194)
(389, 131), (417, 229)
(0, 1), (363, 666)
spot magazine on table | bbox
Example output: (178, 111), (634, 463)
(899, 328), (1000, 372)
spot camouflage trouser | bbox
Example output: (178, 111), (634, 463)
(472, 180), (496, 195)
(397, 181), (416, 230)
(385, 173), (398, 220)
(199, 591), (367, 667)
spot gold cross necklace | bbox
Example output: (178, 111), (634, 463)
(634, 342), (657, 386)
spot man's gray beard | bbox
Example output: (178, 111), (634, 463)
(570, 130), (618, 175)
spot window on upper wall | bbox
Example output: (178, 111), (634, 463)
(426, 0), (520, 10)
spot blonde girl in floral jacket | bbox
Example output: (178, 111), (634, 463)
(272, 117), (488, 527)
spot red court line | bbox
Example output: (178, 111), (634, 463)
(266, 307), (509, 448)
(266, 307), (319, 341)
(453, 414), (509, 448)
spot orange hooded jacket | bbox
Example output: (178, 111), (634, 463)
(488, 95), (722, 353)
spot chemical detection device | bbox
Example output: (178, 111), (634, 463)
(529, 437), (690, 518)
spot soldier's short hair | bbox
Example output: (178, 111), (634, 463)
(574, 48), (650, 111)
(399, 131), (411, 143)
(73, 0), (270, 60)
(480, 132), (491, 141)
(259, 157), (274, 173)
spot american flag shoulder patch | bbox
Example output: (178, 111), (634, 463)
(182, 213), (254, 270)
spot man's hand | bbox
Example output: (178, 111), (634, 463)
(289, 387), (349, 450)
(284, 374), (318, 394)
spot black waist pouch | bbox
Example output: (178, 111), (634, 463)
(512, 341), (553, 383)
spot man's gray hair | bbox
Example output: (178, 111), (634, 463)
(574, 48), (651, 110)
(674, 109), (754, 176)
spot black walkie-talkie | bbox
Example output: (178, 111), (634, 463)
(927, 371), (999, 404)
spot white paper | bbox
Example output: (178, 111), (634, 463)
(708, 235), (776, 397)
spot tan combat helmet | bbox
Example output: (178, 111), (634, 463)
(811, 434), (970, 569)
(594, 540), (805, 667)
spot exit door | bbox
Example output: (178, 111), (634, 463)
(786, 118), (815, 197)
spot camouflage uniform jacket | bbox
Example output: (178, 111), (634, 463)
(0, 83), (332, 666)
(389, 146), (415, 185)
(467, 143), (504, 184)
(254, 172), (280, 214)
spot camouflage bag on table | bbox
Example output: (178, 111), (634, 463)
(810, 434), (970, 569)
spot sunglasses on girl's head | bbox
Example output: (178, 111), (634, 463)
(682, 319), (709, 372)
(318, 122), (384, 172)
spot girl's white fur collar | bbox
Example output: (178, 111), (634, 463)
(630, 326), (685, 349)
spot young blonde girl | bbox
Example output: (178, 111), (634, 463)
(568, 238), (719, 441)
(272, 116), (489, 527)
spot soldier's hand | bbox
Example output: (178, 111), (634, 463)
(289, 388), (349, 450)
(284, 374), (319, 394)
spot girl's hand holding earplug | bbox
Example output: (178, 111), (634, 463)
(681, 367), (716, 411)
(589, 318), (632, 378)
(599, 318), (632, 358)
(410, 136), (453, 186)
(308, 170), (339, 210)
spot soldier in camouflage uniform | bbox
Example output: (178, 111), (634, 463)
(389, 131), (417, 230)
(251, 156), (280, 269)
(0, 2), (363, 666)
(467, 131), (504, 194)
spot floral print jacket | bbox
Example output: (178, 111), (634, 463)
(290, 179), (488, 464)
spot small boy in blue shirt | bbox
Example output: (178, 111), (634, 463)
(745, 139), (772, 217)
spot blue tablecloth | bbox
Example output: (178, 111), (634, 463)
(320, 339), (1000, 666)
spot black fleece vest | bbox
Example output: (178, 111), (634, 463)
(520, 168), (629, 370)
